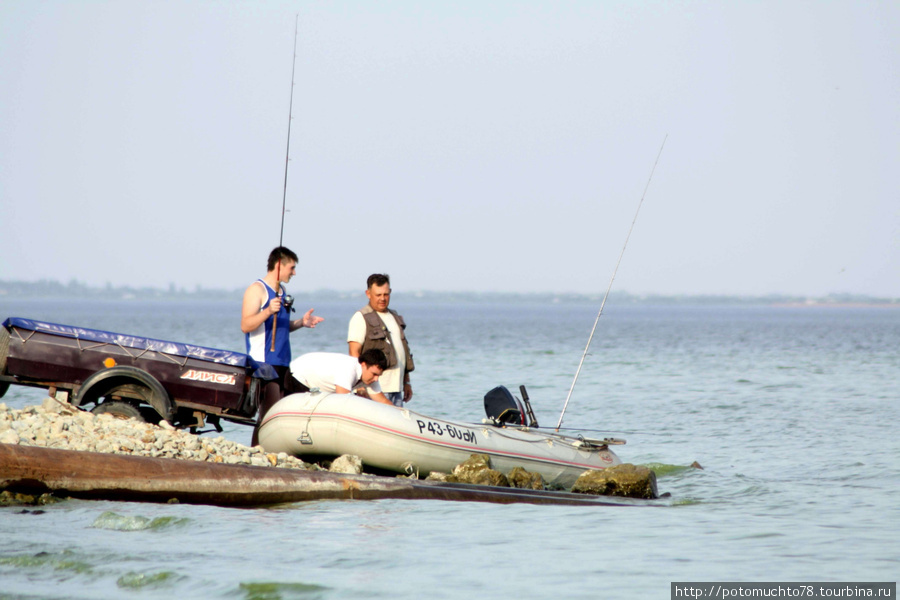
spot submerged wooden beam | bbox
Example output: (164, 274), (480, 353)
(0, 443), (637, 508)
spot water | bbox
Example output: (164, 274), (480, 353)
(1, 298), (898, 598)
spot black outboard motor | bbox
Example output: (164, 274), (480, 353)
(484, 385), (526, 426)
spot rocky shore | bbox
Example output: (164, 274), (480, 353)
(0, 397), (315, 471)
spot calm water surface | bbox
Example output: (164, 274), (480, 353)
(1, 298), (897, 599)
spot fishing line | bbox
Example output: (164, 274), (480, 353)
(272, 15), (299, 352)
(555, 135), (668, 431)
(278, 14), (300, 247)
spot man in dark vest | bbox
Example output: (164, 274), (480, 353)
(347, 273), (414, 406)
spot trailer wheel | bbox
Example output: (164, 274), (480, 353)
(75, 366), (174, 424)
(0, 381), (8, 399)
(92, 400), (144, 421)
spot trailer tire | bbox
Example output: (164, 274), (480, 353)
(92, 400), (144, 421)
(0, 381), (8, 399)
(75, 366), (174, 424)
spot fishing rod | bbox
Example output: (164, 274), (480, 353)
(555, 135), (668, 431)
(272, 14), (300, 352)
(279, 13), (300, 247)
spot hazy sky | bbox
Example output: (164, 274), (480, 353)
(1, 1), (897, 297)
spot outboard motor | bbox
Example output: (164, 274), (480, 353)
(484, 385), (526, 426)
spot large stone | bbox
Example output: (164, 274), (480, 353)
(329, 454), (363, 475)
(571, 463), (658, 499)
(507, 466), (544, 490)
(447, 454), (509, 487)
(41, 396), (73, 414)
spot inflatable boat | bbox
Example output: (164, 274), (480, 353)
(257, 386), (625, 489)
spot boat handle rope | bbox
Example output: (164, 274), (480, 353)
(298, 391), (330, 443)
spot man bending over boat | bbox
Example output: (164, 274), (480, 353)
(289, 350), (395, 406)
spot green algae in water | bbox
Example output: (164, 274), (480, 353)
(0, 550), (93, 574)
(117, 570), (182, 589)
(239, 581), (330, 600)
(672, 497), (703, 506)
(643, 462), (702, 477)
(91, 511), (190, 531)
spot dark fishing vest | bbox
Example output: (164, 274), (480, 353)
(359, 305), (415, 375)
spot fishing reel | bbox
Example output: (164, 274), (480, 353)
(282, 294), (295, 313)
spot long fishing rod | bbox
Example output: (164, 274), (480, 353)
(555, 135), (668, 431)
(272, 14), (300, 353)
(278, 13), (300, 247)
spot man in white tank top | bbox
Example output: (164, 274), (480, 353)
(241, 246), (323, 445)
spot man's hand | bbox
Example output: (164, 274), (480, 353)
(301, 308), (323, 328)
(291, 308), (324, 332)
(370, 392), (395, 406)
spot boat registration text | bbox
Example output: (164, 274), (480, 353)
(416, 420), (478, 445)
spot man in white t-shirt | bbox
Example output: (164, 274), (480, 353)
(347, 274), (415, 407)
(290, 350), (394, 406)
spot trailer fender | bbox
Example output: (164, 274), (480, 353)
(75, 366), (175, 424)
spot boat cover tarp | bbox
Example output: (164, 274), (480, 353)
(3, 317), (253, 368)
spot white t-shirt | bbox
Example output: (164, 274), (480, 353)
(347, 310), (406, 394)
(290, 352), (382, 394)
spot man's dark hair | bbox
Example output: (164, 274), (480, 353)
(359, 349), (388, 371)
(268, 246), (299, 271)
(366, 273), (390, 289)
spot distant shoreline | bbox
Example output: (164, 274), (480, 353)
(0, 280), (897, 307)
(772, 302), (900, 309)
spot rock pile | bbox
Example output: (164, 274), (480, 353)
(430, 454), (659, 498)
(0, 398), (315, 471)
(429, 454), (545, 490)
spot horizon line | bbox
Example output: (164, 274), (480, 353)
(0, 279), (897, 303)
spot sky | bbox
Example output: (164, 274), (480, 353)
(0, 1), (897, 297)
